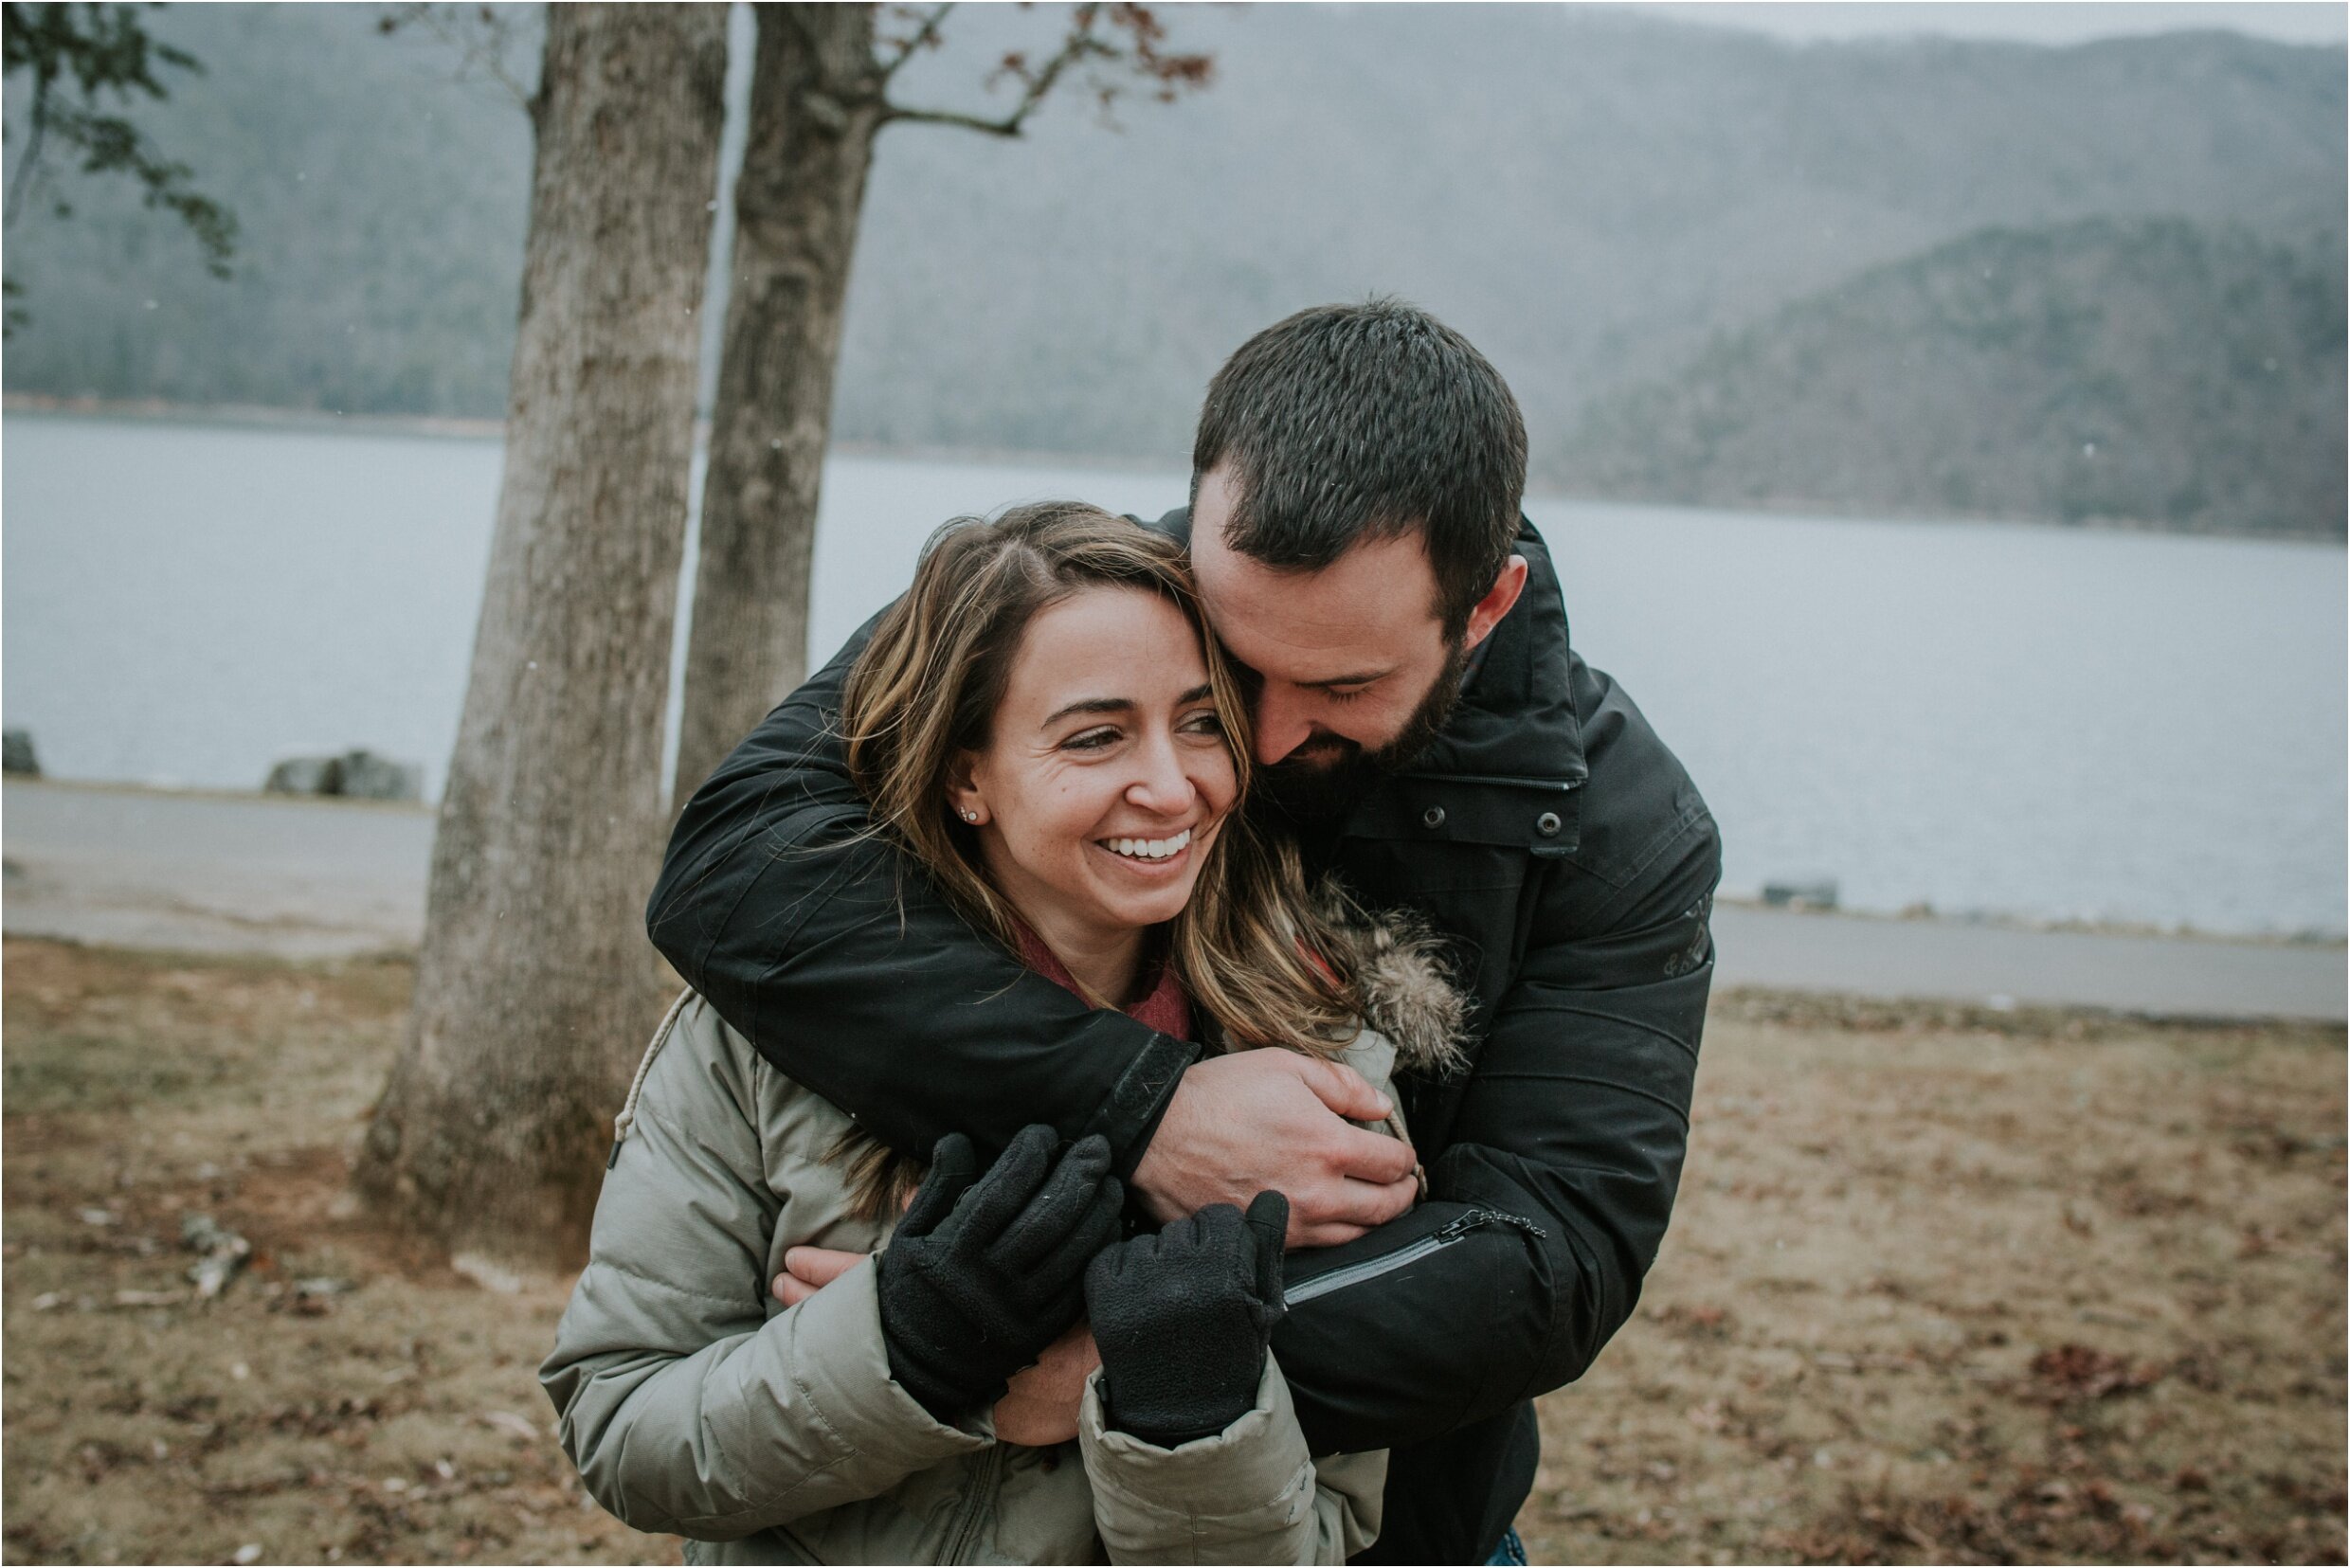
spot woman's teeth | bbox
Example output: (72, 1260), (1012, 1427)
(1103, 828), (1191, 861)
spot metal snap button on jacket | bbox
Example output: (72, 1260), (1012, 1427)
(1422, 805), (1447, 829)
(1535, 811), (1563, 838)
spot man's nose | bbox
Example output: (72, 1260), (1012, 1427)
(1253, 685), (1316, 766)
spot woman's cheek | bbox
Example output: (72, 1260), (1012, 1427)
(1200, 752), (1239, 820)
(1058, 779), (1111, 846)
(1024, 767), (1088, 846)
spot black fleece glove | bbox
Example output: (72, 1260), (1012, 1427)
(875, 1124), (1123, 1424)
(1086, 1190), (1289, 1448)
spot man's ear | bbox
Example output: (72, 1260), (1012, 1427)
(946, 753), (989, 827)
(1462, 554), (1529, 652)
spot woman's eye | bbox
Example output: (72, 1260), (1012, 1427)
(1062, 727), (1121, 752)
(1181, 710), (1225, 736)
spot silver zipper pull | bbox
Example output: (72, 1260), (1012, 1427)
(1483, 1208), (1548, 1239)
(1437, 1208), (1550, 1243)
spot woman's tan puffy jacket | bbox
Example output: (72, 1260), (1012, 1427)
(539, 983), (1441, 1565)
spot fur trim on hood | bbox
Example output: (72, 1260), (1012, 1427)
(1321, 892), (1473, 1080)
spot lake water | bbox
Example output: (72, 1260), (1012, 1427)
(5, 412), (2342, 938)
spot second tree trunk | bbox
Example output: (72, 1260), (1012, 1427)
(673, 4), (885, 806)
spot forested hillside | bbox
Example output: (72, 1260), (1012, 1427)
(3, 5), (2341, 532)
(1560, 219), (2348, 535)
(1, 5), (533, 417)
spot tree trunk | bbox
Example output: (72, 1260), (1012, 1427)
(671, 3), (884, 806)
(355, 4), (729, 1269)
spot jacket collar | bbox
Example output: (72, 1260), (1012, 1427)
(1335, 518), (1589, 856)
(1408, 518), (1586, 792)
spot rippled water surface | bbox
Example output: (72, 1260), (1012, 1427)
(6, 414), (2341, 935)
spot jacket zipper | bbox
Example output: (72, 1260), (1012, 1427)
(941, 1441), (1004, 1563)
(1284, 1209), (1547, 1307)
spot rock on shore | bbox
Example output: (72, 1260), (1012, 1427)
(262, 748), (421, 802)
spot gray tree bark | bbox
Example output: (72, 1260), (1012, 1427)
(671, 3), (884, 806)
(355, 4), (729, 1267)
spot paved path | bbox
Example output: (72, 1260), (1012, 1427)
(4, 780), (431, 960)
(5, 780), (2341, 1021)
(1710, 903), (2341, 1022)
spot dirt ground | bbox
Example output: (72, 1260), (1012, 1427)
(3, 938), (2342, 1565)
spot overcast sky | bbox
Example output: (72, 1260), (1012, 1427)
(1629, 3), (2347, 46)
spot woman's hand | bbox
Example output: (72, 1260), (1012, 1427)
(780, 1245), (1101, 1447)
(993, 1321), (1102, 1447)
(771, 1244), (866, 1307)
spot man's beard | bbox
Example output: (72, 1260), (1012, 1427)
(1255, 639), (1471, 827)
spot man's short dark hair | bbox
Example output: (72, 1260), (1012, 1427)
(1191, 298), (1528, 639)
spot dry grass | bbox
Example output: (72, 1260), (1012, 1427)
(3, 940), (2341, 1565)
(1525, 992), (2347, 1566)
(2, 940), (645, 1566)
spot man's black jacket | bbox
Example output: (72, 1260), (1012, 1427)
(647, 514), (1720, 1559)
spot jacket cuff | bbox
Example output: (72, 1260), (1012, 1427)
(779, 1257), (996, 1464)
(1087, 1030), (1204, 1181)
(1077, 1354), (1317, 1561)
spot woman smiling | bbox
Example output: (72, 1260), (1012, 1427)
(543, 501), (1463, 1563)
(842, 502), (1365, 1060)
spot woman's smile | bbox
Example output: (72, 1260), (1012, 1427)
(1094, 824), (1193, 864)
(953, 585), (1239, 1000)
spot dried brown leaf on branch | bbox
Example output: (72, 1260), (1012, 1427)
(1106, 3), (1215, 101)
(886, 1), (1213, 137)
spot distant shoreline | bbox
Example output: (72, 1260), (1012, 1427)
(2, 393), (508, 442)
(4, 773), (2340, 952)
(7, 393), (2340, 547)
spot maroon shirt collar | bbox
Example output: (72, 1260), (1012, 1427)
(1012, 920), (1193, 1042)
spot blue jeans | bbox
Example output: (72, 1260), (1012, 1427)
(1485, 1525), (1529, 1565)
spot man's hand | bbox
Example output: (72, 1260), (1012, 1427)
(993, 1322), (1101, 1446)
(1131, 1049), (1417, 1247)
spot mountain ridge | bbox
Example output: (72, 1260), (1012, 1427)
(2, 4), (2339, 535)
(1559, 217), (2346, 535)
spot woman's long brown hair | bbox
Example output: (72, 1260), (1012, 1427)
(828, 499), (1362, 1216)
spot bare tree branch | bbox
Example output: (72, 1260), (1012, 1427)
(882, 3), (1114, 136)
(877, 3), (953, 83)
(378, 3), (533, 112)
(5, 77), (54, 227)
(871, 105), (1013, 136)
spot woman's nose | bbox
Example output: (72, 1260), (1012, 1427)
(1125, 732), (1197, 815)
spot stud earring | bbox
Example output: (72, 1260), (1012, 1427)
(960, 808), (980, 823)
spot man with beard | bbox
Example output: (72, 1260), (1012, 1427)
(649, 300), (1721, 1563)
